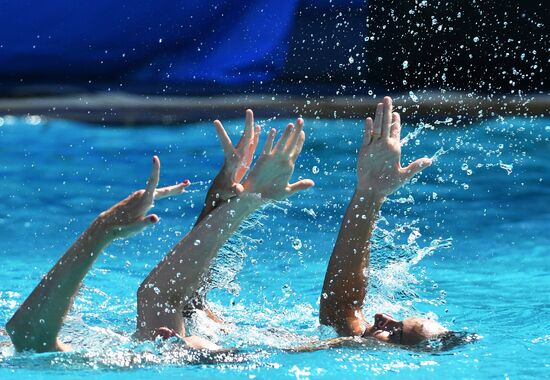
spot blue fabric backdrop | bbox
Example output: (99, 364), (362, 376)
(0, 1), (299, 88)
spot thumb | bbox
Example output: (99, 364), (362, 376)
(231, 183), (245, 196)
(401, 157), (432, 180)
(286, 179), (315, 197)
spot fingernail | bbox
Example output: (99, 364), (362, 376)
(182, 179), (190, 185)
(149, 215), (159, 223)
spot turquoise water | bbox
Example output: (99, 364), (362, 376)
(0, 115), (548, 379)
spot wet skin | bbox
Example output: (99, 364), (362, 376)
(365, 313), (448, 346)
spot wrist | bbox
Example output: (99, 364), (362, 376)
(351, 189), (385, 209)
(216, 164), (236, 187)
(355, 177), (387, 203)
(207, 165), (238, 200)
(89, 213), (117, 242)
(232, 192), (265, 212)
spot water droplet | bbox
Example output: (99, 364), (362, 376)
(312, 166), (319, 174)
(499, 162), (513, 175)
(292, 238), (302, 250)
(194, 240), (201, 246)
(301, 208), (317, 218)
(407, 230), (421, 244)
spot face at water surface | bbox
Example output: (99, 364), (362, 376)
(367, 313), (448, 345)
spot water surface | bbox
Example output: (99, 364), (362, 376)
(0, 115), (548, 379)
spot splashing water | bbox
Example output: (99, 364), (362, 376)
(364, 218), (453, 320)
(401, 121), (434, 146)
(1, 116), (547, 378)
(207, 210), (268, 295)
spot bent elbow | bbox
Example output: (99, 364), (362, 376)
(319, 305), (365, 337)
(318, 306), (333, 328)
(5, 317), (32, 352)
(5, 314), (60, 353)
(318, 306), (343, 332)
(5, 316), (17, 341)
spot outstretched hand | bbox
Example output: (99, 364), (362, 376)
(357, 96), (431, 198)
(99, 156), (190, 239)
(213, 109), (261, 198)
(243, 118), (314, 201)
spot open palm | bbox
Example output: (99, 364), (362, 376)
(243, 118), (314, 201)
(358, 97), (431, 197)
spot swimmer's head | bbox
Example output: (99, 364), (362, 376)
(365, 313), (448, 346)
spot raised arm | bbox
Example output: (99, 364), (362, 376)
(195, 109), (260, 225)
(183, 110), (260, 319)
(319, 97), (431, 336)
(5, 157), (188, 352)
(136, 120), (313, 341)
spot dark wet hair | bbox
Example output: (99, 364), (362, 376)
(415, 331), (479, 352)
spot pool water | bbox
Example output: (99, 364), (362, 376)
(0, 114), (548, 379)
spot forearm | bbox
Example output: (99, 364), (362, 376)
(137, 194), (262, 337)
(191, 164), (246, 313)
(6, 217), (114, 351)
(319, 190), (383, 332)
(195, 165), (233, 225)
(288, 337), (364, 353)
